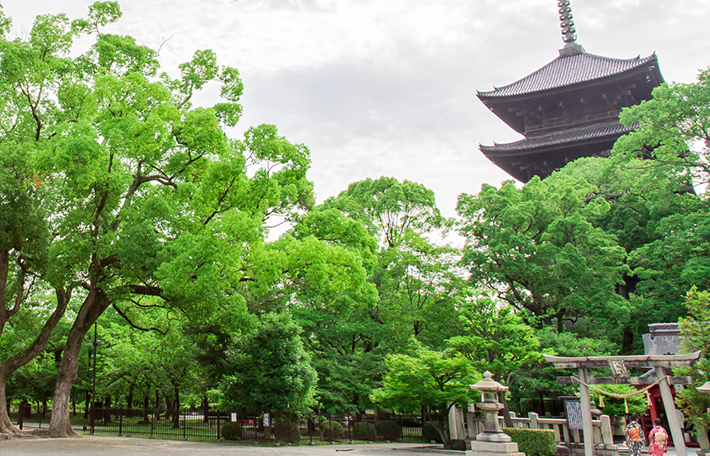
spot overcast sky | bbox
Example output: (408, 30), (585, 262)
(4, 0), (710, 216)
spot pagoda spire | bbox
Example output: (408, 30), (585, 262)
(558, 0), (584, 56)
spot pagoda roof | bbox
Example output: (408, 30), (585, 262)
(478, 51), (659, 100)
(480, 121), (636, 156)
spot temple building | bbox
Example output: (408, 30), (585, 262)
(478, 0), (664, 182)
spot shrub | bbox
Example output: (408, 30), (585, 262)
(502, 428), (556, 456)
(320, 418), (345, 440)
(376, 419), (401, 441)
(222, 422), (243, 440)
(353, 422), (377, 440)
(275, 416), (300, 443)
(423, 422), (443, 442)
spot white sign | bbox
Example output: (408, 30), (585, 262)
(263, 413), (271, 427)
(231, 413), (237, 422)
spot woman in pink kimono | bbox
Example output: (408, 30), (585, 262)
(648, 418), (668, 456)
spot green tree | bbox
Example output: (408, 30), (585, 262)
(447, 294), (545, 425)
(555, 155), (703, 352)
(676, 288), (710, 432)
(0, 2), (313, 436)
(220, 312), (316, 416)
(371, 345), (476, 448)
(457, 175), (630, 336)
(0, 9), (73, 432)
(614, 67), (710, 187)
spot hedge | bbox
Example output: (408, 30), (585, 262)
(375, 419), (401, 441)
(353, 422), (377, 440)
(221, 422), (243, 440)
(502, 428), (556, 456)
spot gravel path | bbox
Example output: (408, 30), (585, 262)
(0, 436), (451, 456)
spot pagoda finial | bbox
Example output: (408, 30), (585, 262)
(558, 0), (577, 44)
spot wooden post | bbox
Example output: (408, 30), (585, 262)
(578, 367), (595, 456)
(655, 367), (686, 456)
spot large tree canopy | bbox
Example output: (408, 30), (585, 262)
(0, 2), (314, 437)
(457, 175), (630, 334)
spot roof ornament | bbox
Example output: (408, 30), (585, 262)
(558, 0), (577, 44)
(558, 0), (584, 56)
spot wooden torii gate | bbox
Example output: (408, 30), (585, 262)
(545, 351), (701, 456)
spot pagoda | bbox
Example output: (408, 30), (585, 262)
(477, 0), (664, 182)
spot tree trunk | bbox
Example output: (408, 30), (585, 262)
(499, 390), (514, 428)
(0, 373), (21, 436)
(127, 384), (134, 410)
(172, 387), (180, 429)
(0, 288), (71, 438)
(49, 287), (108, 437)
(202, 396), (209, 423)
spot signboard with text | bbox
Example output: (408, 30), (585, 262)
(564, 399), (584, 430)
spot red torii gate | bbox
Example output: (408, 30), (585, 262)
(545, 352), (701, 456)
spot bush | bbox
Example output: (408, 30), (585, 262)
(423, 422), (443, 443)
(320, 419), (345, 440)
(502, 428), (556, 456)
(222, 422), (243, 440)
(376, 419), (401, 441)
(353, 421), (377, 440)
(275, 416), (300, 443)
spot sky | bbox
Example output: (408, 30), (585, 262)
(4, 0), (710, 217)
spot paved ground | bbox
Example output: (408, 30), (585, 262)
(0, 436), (457, 456)
(0, 437), (699, 456)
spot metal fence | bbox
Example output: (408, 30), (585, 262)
(8, 404), (425, 443)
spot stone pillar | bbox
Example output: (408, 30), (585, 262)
(600, 415), (613, 445)
(696, 425), (710, 456)
(655, 367), (686, 456)
(578, 367), (595, 456)
(450, 405), (466, 440)
(529, 412), (539, 430)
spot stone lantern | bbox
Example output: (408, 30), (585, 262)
(466, 371), (524, 456)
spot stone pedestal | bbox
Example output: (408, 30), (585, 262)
(466, 440), (525, 456)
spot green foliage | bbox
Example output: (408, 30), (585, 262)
(457, 175), (630, 337)
(221, 313), (316, 415)
(677, 288), (710, 430)
(319, 418), (345, 440)
(502, 428), (556, 456)
(221, 422), (243, 440)
(592, 384), (648, 417)
(375, 419), (401, 441)
(448, 295), (544, 381)
(275, 415), (300, 443)
(322, 177), (444, 248)
(371, 345), (476, 413)
(615, 67), (710, 187)
(353, 421), (377, 440)
(371, 344), (477, 446)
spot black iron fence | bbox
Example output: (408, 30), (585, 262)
(83, 408), (425, 443)
(7, 403), (426, 443)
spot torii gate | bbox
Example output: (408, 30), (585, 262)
(545, 351), (701, 456)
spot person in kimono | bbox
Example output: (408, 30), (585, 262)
(648, 418), (668, 456)
(625, 414), (645, 456)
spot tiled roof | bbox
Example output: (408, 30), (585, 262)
(480, 122), (636, 154)
(478, 52), (658, 99)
